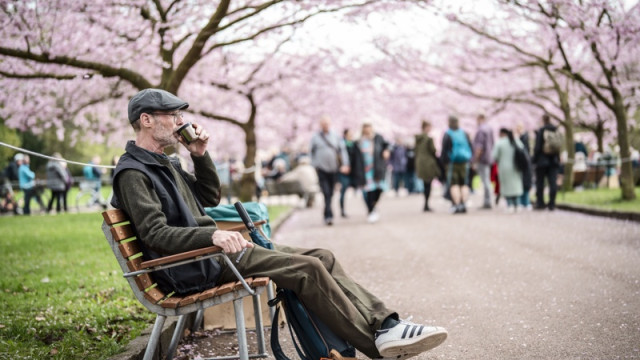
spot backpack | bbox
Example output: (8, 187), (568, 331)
(542, 128), (563, 155)
(446, 129), (472, 163)
(269, 289), (356, 360)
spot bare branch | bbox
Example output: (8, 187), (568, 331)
(0, 46), (153, 90)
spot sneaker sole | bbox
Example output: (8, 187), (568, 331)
(378, 330), (448, 358)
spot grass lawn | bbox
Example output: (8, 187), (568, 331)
(557, 187), (640, 213)
(0, 204), (291, 359)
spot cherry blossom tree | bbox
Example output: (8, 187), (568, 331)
(374, 0), (638, 198)
(0, 0), (401, 200)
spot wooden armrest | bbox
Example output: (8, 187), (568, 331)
(136, 219), (267, 269)
(140, 245), (223, 269)
(223, 219), (267, 232)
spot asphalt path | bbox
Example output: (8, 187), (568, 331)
(268, 189), (640, 359)
(182, 189), (640, 360)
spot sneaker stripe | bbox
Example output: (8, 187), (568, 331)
(417, 325), (424, 336)
(409, 325), (417, 338)
(401, 325), (410, 339)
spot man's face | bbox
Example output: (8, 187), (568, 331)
(149, 110), (184, 147)
(320, 118), (330, 132)
(362, 125), (373, 137)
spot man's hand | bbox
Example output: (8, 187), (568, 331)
(339, 165), (350, 174)
(178, 122), (210, 157)
(212, 230), (254, 254)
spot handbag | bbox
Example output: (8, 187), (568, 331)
(320, 133), (343, 167)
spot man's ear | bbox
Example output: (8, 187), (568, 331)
(140, 113), (154, 128)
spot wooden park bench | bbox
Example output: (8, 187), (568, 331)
(102, 209), (272, 360)
(264, 179), (316, 208)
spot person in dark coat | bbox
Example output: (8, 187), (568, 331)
(338, 128), (365, 218)
(415, 120), (441, 212)
(532, 114), (561, 210)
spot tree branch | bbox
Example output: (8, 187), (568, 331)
(0, 46), (153, 90)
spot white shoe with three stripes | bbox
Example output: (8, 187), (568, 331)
(374, 320), (448, 359)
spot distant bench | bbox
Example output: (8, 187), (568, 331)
(264, 179), (316, 208)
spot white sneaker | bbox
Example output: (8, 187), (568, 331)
(367, 211), (380, 223)
(375, 320), (447, 359)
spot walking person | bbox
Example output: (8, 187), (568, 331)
(415, 120), (441, 212)
(46, 153), (67, 214)
(516, 123), (533, 210)
(533, 114), (562, 210)
(338, 128), (364, 218)
(389, 139), (407, 196)
(492, 128), (525, 213)
(441, 115), (473, 214)
(111, 88), (448, 360)
(356, 123), (389, 223)
(61, 161), (73, 212)
(18, 154), (45, 215)
(310, 116), (349, 226)
(472, 114), (495, 209)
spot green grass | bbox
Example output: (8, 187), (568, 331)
(557, 187), (640, 213)
(0, 204), (291, 359)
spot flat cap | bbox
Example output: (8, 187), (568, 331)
(128, 88), (189, 123)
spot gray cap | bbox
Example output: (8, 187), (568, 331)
(128, 88), (189, 123)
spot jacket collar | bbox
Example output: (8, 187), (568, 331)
(124, 140), (180, 168)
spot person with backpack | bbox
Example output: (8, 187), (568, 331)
(492, 128), (525, 213)
(441, 115), (474, 214)
(112, 89), (449, 360)
(533, 114), (562, 210)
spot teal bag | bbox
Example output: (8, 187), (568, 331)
(204, 202), (272, 238)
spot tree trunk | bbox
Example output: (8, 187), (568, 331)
(238, 122), (257, 202)
(558, 90), (574, 192)
(595, 122), (605, 154)
(562, 120), (575, 192)
(613, 96), (636, 200)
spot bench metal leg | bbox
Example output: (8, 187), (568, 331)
(167, 315), (188, 360)
(234, 298), (249, 360)
(192, 309), (205, 333)
(144, 315), (166, 360)
(267, 282), (276, 322)
(252, 294), (267, 356)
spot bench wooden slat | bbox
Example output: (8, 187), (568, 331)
(143, 287), (165, 304)
(216, 282), (236, 296)
(134, 273), (154, 291)
(126, 257), (142, 271)
(119, 240), (141, 258)
(252, 277), (270, 287)
(234, 278), (253, 291)
(178, 293), (200, 306)
(217, 219), (266, 232)
(111, 224), (136, 242)
(160, 297), (182, 309)
(102, 209), (128, 225)
(197, 286), (219, 301)
(139, 246), (222, 269)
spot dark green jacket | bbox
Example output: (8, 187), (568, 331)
(415, 134), (441, 182)
(111, 141), (222, 294)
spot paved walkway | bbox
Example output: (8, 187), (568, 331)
(184, 189), (640, 359)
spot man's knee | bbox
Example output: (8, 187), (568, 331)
(306, 248), (336, 272)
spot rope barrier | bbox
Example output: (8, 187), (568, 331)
(0, 141), (115, 169)
(0, 141), (259, 173)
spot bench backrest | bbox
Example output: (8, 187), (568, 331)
(101, 209), (269, 316)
